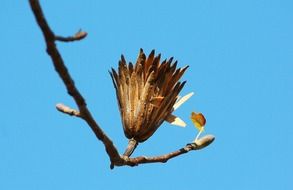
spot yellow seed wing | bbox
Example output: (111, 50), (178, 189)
(190, 112), (206, 131)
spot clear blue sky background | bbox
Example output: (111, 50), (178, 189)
(1, 0), (292, 189)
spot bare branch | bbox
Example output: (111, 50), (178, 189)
(55, 30), (87, 42)
(116, 135), (215, 167)
(29, 0), (121, 166)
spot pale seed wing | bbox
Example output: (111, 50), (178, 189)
(173, 92), (194, 110)
(165, 114), (186, 127)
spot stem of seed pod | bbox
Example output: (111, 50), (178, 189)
(123, 138), (138, 157)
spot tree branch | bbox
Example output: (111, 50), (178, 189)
(29, 0), (215, 170)
(29, 0), (122, 166)
(118, 135), (215, 167)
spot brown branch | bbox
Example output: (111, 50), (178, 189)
(29, 0), (122, 167)
(55, 30), (87, 42)
(117, 135), (215, 167)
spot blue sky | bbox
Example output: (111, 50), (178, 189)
(1, 0), (292, 189)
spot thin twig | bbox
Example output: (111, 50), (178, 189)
(118, 135), (215, 167)
(55, 30), (87, 42)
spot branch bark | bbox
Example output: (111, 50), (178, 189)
(29, 0), (215, 169)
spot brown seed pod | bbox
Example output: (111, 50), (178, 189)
(110, 49), (188, 142)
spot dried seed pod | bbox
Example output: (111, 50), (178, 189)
(110, 49), (188, 142)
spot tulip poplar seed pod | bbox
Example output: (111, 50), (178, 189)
(109, 49), (188, 143)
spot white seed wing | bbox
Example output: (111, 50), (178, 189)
(165, 114), (186, 127)
(173, 92), (194, 110)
